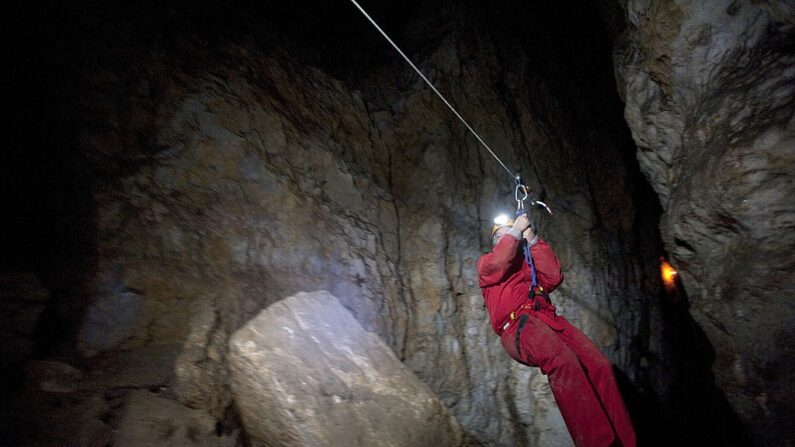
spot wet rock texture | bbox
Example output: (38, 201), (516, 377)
(615, 0), (795, 443)
(113, 390), (236, 447)
(49, 4), (659, 443)
(77, 42), (569, 445)
(0, 274), (49, 371)
(229, 291), (462, 446)
(16, 0), (787, 445)
(3, 357), (237, 447)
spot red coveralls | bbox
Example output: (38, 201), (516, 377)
(477, 234), (636, 447)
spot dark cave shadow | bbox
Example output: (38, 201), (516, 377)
(1, 7), (101, 443)
(615, 280), (752, 447)
(1, 141), (99, 444)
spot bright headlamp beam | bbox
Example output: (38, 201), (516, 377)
(493, 214), (510, 226)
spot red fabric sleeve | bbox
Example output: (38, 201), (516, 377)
(530, 238), (564, 292)
(477, 235), (521, 288)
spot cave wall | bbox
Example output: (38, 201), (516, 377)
(4, 1), (675, 445)
(615, 0), (795, 444)
(72, 34), (600, 447)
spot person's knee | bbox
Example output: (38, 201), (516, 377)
(538, 345), (579, 375)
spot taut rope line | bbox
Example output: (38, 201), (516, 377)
(348, 0), (515, 179)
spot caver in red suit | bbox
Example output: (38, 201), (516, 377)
(477, 215), (636, 447)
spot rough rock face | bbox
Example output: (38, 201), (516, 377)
(7, 1), (670, 445)
(0, 273), (49, 371)
(229, 290), (463, 447)
(78, 284), (142, 356)
(114, 390), (236, 447)
(65, 24), (650, 444)
(615, 0), (795, 443)
(2, 352), (238, 447)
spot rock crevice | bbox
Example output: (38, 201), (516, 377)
(6, 0), (790, 445)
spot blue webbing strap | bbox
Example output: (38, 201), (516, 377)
(523, 241), (538, 288)
(516, 209), (538, 289)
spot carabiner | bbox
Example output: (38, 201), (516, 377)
(515, 183), (528, 213)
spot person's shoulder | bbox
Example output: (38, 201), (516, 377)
(476, 251), (493, 268)
(477, 249), (493, 259)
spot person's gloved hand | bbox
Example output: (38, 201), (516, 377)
(523, 226), (536, 242)
(513, 214), (530, 233)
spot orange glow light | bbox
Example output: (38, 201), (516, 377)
(660, 259), (677, 287)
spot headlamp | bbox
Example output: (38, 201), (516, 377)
(493, 214), (510, 226)
(491, 214), (514, 236)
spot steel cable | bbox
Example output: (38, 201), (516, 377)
(349, 0), (515, 179)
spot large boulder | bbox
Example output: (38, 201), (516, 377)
(13, 2), (670, 443)
(229, 291), (463, 447)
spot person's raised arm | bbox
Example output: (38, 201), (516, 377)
(524, 226), (564, 292)
(477, 215), (529, 287)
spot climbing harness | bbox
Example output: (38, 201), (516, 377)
(513, 174), (553, 307)
(502, 176), (558, 335)
(513, 175), (539, 290)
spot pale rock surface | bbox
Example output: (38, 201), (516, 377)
(77, 274), (143, 356)
(113, 390), (236, 447)
(7, 0), (794, 443)
(615, 0), (795, 442)
(229, 290), (463, 447)
(10, 1), (674, 445)
(76, 41), (626, 445)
